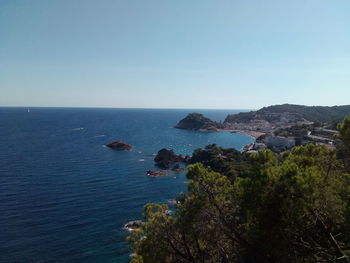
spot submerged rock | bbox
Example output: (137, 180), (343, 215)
(171, 164), (184, 173)
(124, 220), (142, 231)
(106, 141), (132, 151)
(147, 170), (168, 177)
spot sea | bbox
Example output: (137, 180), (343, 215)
(0, 107), (254, 263)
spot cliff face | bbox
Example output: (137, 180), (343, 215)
(175, 113), (220, 131)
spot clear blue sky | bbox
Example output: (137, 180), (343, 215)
(1, 0), (349, 109)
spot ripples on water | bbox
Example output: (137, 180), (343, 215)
(0, 108), (253, 262)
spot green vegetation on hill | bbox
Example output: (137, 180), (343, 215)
(337, 116), (350, 171)
(129, 117), (350, 263)
(190, 144), (253, 179)
(274, 124), (312, 138)
(225, 104), (350, 124)
(175, 113), (220, 131)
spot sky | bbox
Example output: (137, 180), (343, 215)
(0, 0), (349, 109)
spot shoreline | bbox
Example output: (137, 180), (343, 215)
(217, 129), (264, 139)
(175, 126), (263, 149)
(191, 127), (264, 139)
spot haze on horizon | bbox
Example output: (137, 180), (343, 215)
(1, 0), (349, 109)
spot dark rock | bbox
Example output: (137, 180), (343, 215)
(147, 170), (168, 177)
(106, 141), (132, 151)
(171, 164), (184, 173)
(123, 220), (142, 231)
(183, 155), (192, 164)
(154, 149), (184, 168)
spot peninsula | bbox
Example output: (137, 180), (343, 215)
(174, 113), (223, 132)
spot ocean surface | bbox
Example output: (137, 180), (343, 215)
(0, 108), (254, 263)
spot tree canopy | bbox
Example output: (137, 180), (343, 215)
(225, 104), (350, 124)
(129, 118), (350, 263)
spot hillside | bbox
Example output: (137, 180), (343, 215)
(224, 104), (350, 124)
(129, 120), (350, 262)
(174, 113), (221, 131)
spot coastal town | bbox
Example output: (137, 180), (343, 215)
(174, 104), (345, 153)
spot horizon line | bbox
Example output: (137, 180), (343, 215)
(1, 103), (350, 110)
(0, 105), (256, 111)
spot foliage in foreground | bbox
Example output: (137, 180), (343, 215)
(337, 116), (350, 171)
(129, 119), (350, 263)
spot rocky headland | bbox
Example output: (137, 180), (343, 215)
(154, 148), (191, 168)
(174, 113), (224, 132)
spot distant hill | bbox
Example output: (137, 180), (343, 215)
(175, 113), (221, 131)
(175, 104), (350, 133)
(224, 104), (350, 124)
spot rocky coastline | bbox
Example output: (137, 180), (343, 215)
(174, 104), (343, 153)
(154, 148), (191, 168)
(147, 149), (188, 177)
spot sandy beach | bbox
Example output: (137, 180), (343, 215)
(217, 129), (264, 139)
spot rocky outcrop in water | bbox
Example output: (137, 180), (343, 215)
(154, 148), (191, 168)
(171, 164), (184, 173)
(175, 113), (221, 132)
(147, 170), (168, 177)
(147, 166), (185, 177)
(124, 220), (142, 231)
(106, 141), (132, 151)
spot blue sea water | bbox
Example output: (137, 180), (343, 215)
(0, 108), (253, 263)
